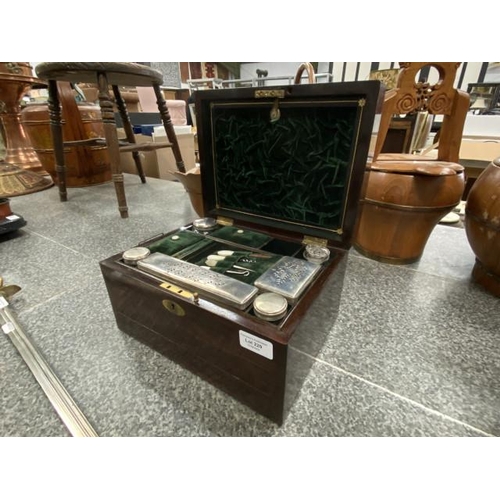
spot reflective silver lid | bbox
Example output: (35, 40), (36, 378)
(254, 256), (320, 304)
(193, 217), (217, 230)
(303, 245), (330, 264)
(253, 292), (288, 321)
(122, 247), (150, 265)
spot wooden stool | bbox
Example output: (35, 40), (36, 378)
(35, 62), (186, 218)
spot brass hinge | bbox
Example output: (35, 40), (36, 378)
(216, 216), (234, 226)
(160, 281), (199, 304)
(255, 89), (285, 99)
(302, 235), (328, 248)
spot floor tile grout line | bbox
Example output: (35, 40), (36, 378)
(17, 286), (82, 316)
(290, 346), (495, 437)
(22, 228), (97, 262)
(348, 252), (476, 285)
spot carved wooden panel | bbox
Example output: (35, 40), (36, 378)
(393, 62), (461, 115)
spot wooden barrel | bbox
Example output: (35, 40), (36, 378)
(20, 82), (112, 187)
(464, 157), (500, 297)
(354, 161), (465, 264)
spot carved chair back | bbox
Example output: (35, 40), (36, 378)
(374, 62), (470, 163)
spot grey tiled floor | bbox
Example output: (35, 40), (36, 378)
(1, 174), (498, 436)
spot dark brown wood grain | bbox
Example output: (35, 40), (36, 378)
(153, 83), (186, 173)
(47, 79), (67, 201)
(112, 85), (145, 183)
(100, 243), (346, 424)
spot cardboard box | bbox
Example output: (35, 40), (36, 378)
(154, 128), (197, 181)
(117, 127), (197, 181)
(118, 130), (160, 178)
(459, 139), (500, 162)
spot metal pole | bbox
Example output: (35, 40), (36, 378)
(0, 296), (98, 437)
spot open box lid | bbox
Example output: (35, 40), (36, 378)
(196, 80), (383, 249)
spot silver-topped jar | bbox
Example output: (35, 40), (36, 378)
(122, 247), (150, 265)
(193, 217), (217, 231)
(253, 292), (288, 322)
(303, 245), (330, 264)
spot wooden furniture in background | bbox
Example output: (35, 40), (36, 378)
(354, 62), (469, 264)
(35, 62), (186, 218)
(21, 81), (113, 187)
(381, 115), (417, 154)
(467, 82), (500, 114)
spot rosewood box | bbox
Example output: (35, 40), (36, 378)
(100, 81), (383, 424)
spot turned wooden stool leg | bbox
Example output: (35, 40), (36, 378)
(153, 83), (186, 173)
(112, 85), (146, 184)
(47, 80), (67, 201)
(97, 72), (128, 218)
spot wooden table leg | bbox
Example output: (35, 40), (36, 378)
(112, 85), (146, 184)
(47, 80), (67, 201)
(97, 72), (128, 218)
(153, 83), (186, 173)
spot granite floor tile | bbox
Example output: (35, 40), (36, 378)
(16, 279), (277, 437)
(0, 330), (69, 437)
(4, 173), (195, 227)
(86, 174), (198, 218)
(310, 254), (500, 435)
(351, 224), (477, 283)
(8, 276), (489, 437)
(277, 354), (488, 437)
(0, 230), (102, 312)
(3, 175), (498, 438)
(405, 224), (477, 281)
(7, 175), (197, 261)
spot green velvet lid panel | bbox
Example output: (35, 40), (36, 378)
(210, 100), (360, 236)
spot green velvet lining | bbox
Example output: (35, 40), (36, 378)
(209, 225), (272, 247)
(195, 251), (282, 285)
(148, 230), (204, 256)
(212, 104), (357, 228)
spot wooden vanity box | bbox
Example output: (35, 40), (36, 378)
(100, 81), (383, 425)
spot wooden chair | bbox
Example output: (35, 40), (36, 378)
(354, 62), (470, 264)
(35, 62), (186, 218)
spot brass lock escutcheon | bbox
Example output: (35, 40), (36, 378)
(162, 299), (186, 316)
(160, 281), (198, 316)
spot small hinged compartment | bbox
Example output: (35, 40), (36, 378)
(100, 79), (384, 425)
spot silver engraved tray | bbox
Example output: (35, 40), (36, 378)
(137, 253), (258, 310)
(254, 256), (321, 304)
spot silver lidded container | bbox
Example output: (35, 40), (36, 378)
(122, 247), (151, 266)
(303, 244), (330, 264)
(193, 217), (218, 231)
(253, 292), (288, 322)
(254, 256), (321, 304)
